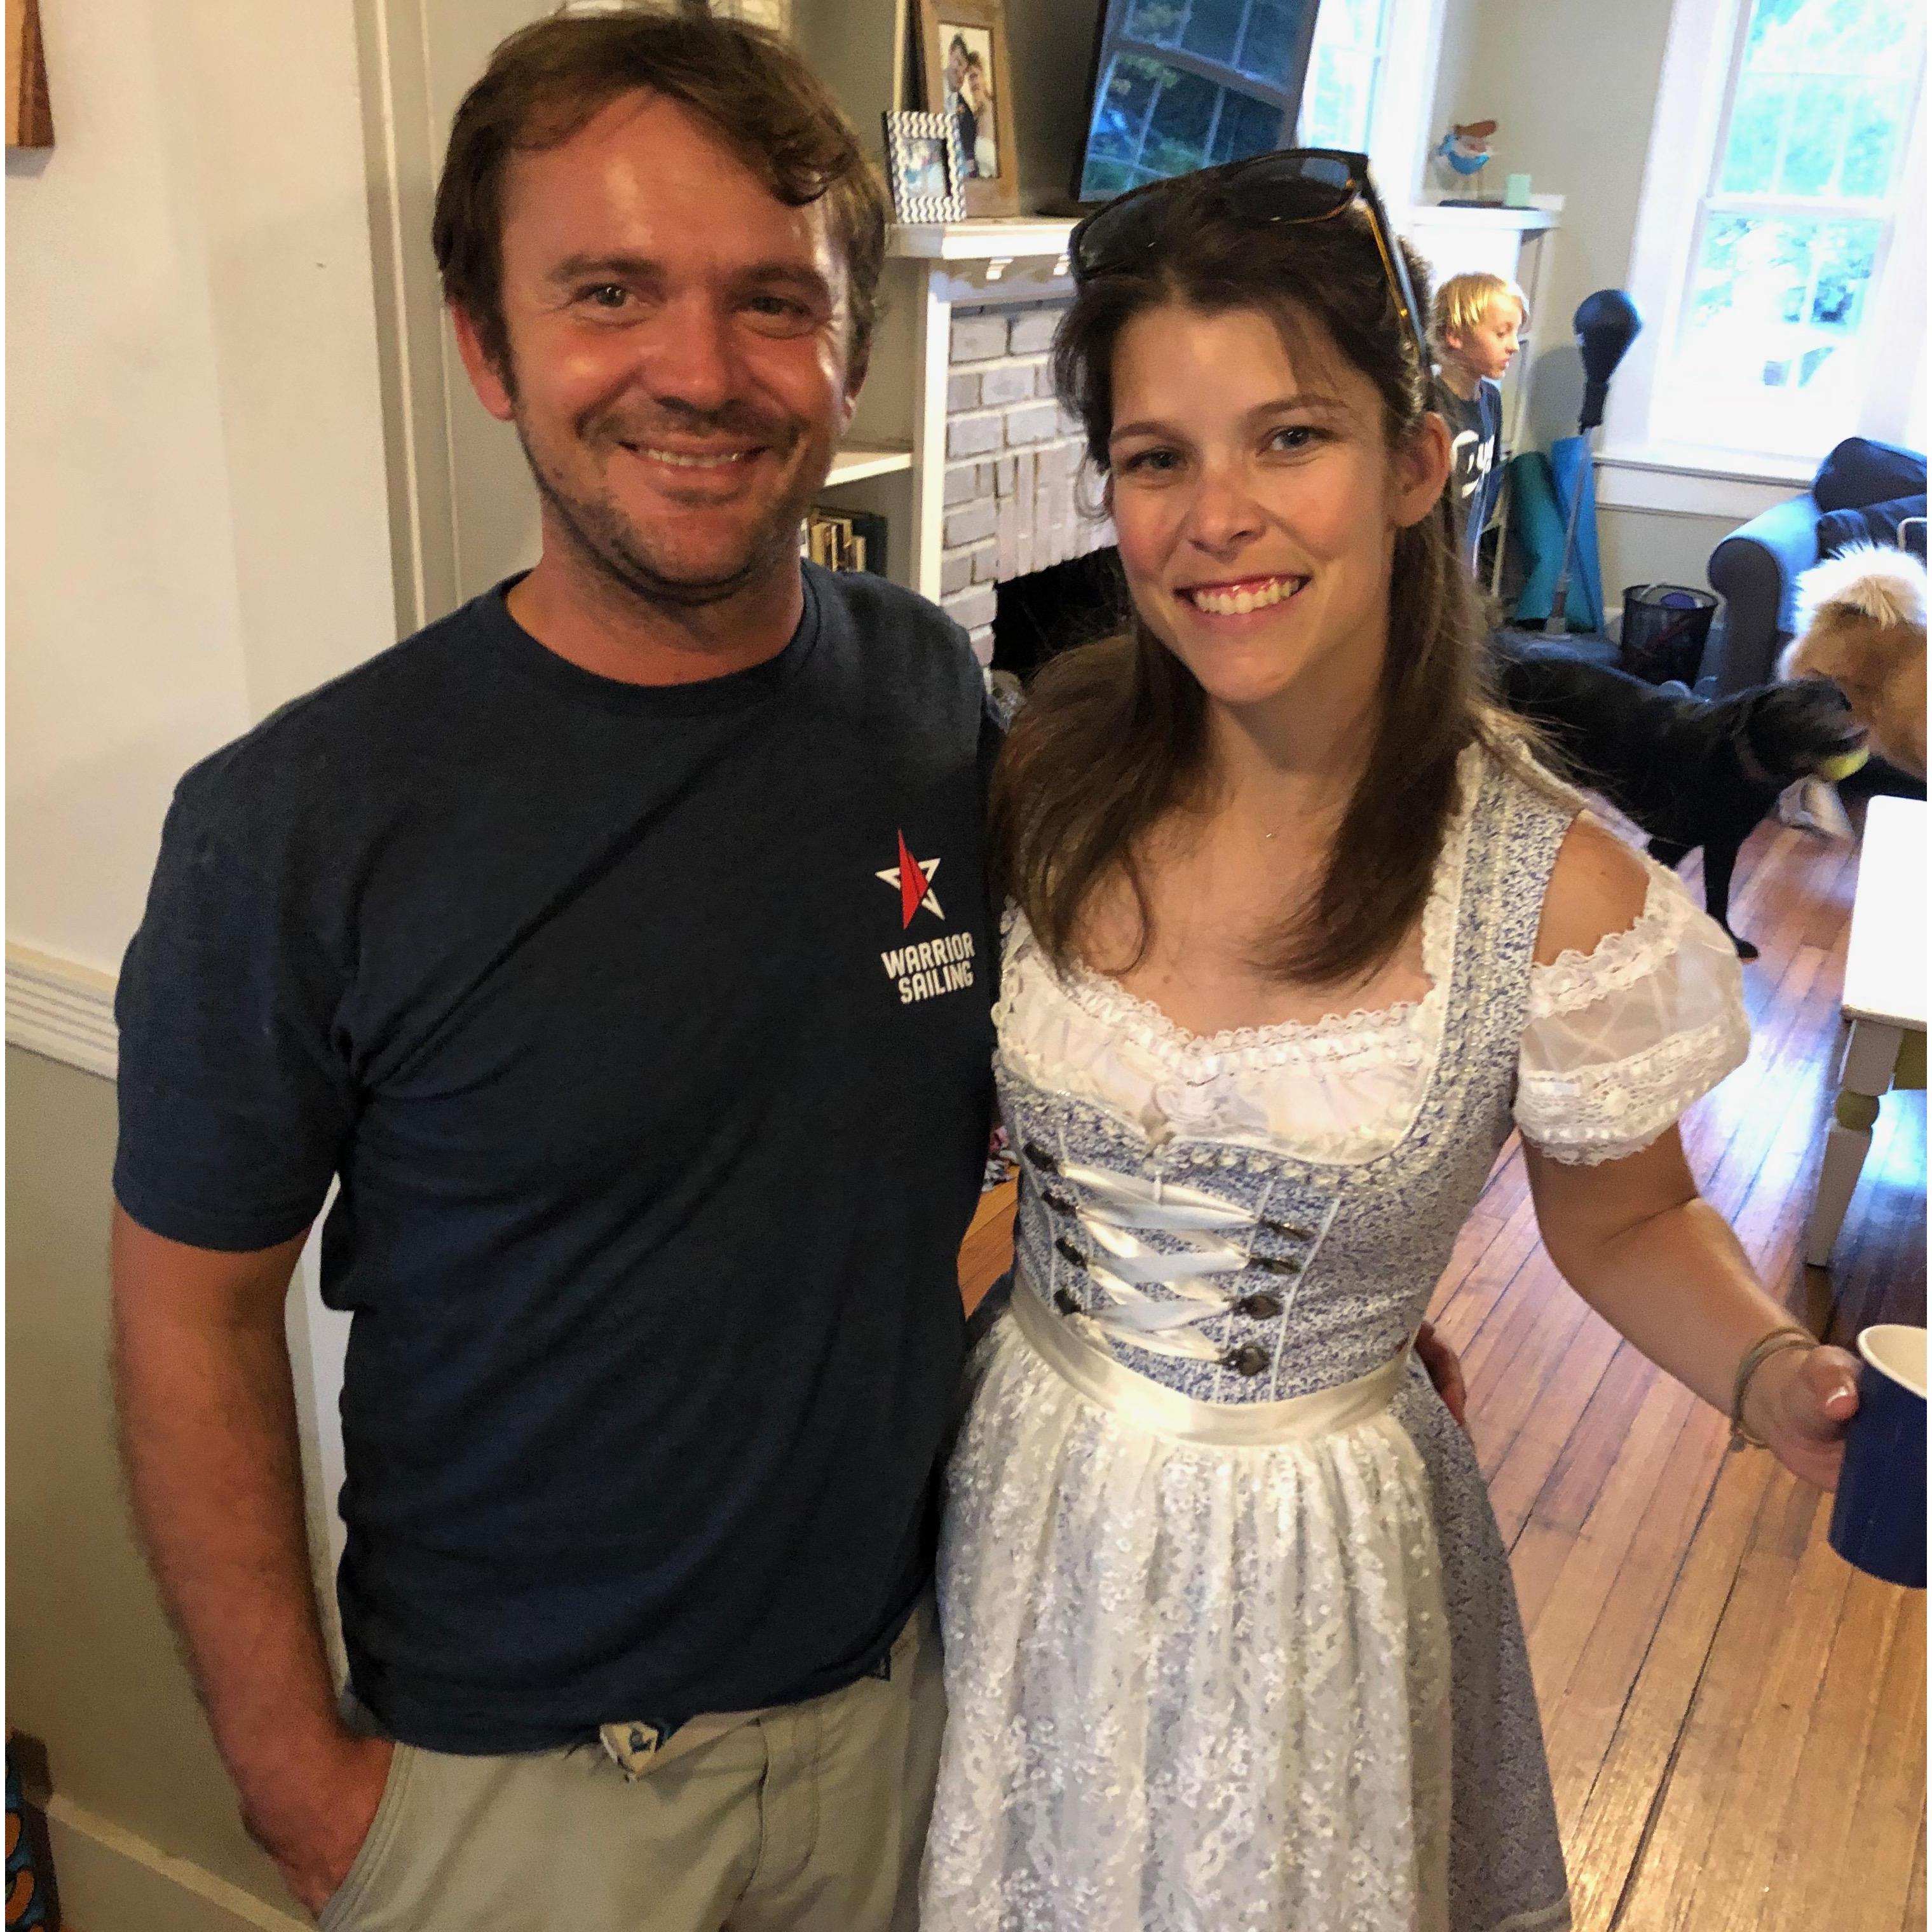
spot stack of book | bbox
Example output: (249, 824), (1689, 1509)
(799, 506), (887, 577)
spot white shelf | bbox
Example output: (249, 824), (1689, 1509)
(888, 218), (1078, 263)
(826, 443), (913, 486)
(1403, 198), (1563, 233)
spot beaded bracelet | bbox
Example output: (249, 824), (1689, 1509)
(1728, 1324), (1818, 1452)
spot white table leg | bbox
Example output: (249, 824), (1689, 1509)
(1805, 1019), (1904, 1267)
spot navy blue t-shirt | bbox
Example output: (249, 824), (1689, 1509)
(1435, 373), (1503, 567)
(112, 566), (999, 1752)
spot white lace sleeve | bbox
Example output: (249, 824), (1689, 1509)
(1515, 859), (1750, 1165)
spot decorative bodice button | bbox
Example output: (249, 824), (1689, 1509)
(1224, 1344), (1271, 1377)
(1053, 1288), (1080, 1315)
(1234, 1293), (1282, 1319)
(1054, 1237), (1086, 1268)
(1023, 1141), (1061, 1174)
(1255, 1255), (1302, 1276)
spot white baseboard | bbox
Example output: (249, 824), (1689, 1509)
(6, 942), (118, 1080)
(42, 1794), (308, 1932)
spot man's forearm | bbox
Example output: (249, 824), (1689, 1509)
(111, 1265), (345, 1794)
(111, 1213), (391, 1912)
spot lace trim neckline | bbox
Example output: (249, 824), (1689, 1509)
(1012, 748), (1480, 1072)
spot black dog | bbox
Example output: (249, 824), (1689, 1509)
(1493, 646), (1865, 958)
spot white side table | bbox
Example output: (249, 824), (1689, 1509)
(1804, 796), (1928, 1269)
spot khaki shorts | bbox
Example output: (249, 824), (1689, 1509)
(318, 1596), (943, 1932)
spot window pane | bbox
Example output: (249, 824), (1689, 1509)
(1720, 73), (1790, 192)
(1086, 54), (1160, 162)
(1211, 86), (1285, 161)
(1124, 0), (1187, 47)
(1741, 0), (1917, 80)
(1662, 0), (1921, 458)
(1778, 75), (1851, 194)
(1302, 48), (1372, 149)
(1081, 158), (1139, 196)
(1346, 0), (1384, 46)
(1680, 212), (1881, 404)
(1298, 0), (1378, 149)
(1181, 0), (1247, 65)
(1842, 79), (1909, 194)
(1808, 219), (1879, 331)
(1236, 0), (1303, 78)
(1143, 64), (1220, 169)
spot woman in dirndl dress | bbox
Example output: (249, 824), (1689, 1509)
(920, 154), (1863, 1932)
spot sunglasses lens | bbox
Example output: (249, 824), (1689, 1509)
(1075, 152), (1360, 275)
(1073, 194), (1159, 276)
(1225, 158), (1355, 224)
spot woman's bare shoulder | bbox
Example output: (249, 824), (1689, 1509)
(1532, 815), (1652, 969)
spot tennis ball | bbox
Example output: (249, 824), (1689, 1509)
(1818, 747), (1870, 782)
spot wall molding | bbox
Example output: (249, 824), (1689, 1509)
(6, 943), (118, 1081)
(40, 1794), (307, 1932)
(1593, 453), (1798, 525)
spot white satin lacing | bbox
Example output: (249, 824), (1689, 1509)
(1042, 1160), (1317, 1363)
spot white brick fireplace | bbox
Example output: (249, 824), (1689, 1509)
(817, 222), (1115, 667)
(935, 297), (1114, 659)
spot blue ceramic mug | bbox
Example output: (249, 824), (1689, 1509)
(1828, 1324), (1926, 1588)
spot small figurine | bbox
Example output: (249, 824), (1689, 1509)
(1435, 119), (1497, 194)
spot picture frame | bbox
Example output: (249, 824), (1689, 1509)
(914, 0), (1020, 220)
(883, 110), (967, 226)
(7, 0), (53, 150)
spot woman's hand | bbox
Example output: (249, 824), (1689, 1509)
(1742, 1342), (1861, 1490)
(1415, 1319), (1468, 1432)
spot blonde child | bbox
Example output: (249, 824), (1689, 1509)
(1432, 270), (1527, 568)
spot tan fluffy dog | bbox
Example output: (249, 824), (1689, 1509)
(1781, 543), (1927, 779)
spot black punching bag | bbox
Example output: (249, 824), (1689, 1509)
(1574, 290), (1642, 432)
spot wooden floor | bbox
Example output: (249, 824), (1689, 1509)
(956, 805), (1926, 1931)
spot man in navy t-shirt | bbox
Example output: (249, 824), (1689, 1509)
(110, 17), (991, 1929)
(111, 17), (1465, 1929)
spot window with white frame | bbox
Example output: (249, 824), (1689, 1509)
(1298, 0), (1394, 153)
(1624, 0), (1926, 467)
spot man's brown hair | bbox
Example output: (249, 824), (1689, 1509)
(433, 11), (889, 383)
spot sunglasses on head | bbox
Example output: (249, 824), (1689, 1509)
(1069, 149), (1430, 374)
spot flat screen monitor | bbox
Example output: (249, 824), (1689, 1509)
(1071, 0), (1323, 207)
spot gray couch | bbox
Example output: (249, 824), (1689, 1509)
(1702, 435), (1926, 697)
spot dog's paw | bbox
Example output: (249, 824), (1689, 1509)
(1732, 935), (1760, 960)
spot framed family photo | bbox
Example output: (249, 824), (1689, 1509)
(915, 0), (1019, 219)
(883, 110), (967, 224)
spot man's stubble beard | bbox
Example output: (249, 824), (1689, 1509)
(515, 411), (826, 613)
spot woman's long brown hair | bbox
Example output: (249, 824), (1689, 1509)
(991, 176), (1527, 992)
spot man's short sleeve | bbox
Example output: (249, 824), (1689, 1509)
(112, 770), (355, 1252)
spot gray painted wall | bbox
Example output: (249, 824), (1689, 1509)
(7, 1044), (293, 1910)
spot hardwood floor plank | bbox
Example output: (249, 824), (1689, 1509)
(1900, 1812), (1926, 1932)
(958, 1178), (1016, 1314)
(1765, 1575), (1922, 1932)
(1595, 1466), (1834, 1930)
(1483, 1314), (1628, 1546)
(1465, 1256), (1598, 1483)
(1558, 1452), (1783, 1932)
(1662, 1497), (1857, 1929)
(1513, 1368), (1703, 1692)
(1527, 1402), (1731, 1832)
(1820, 1092), (1928, 1343)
